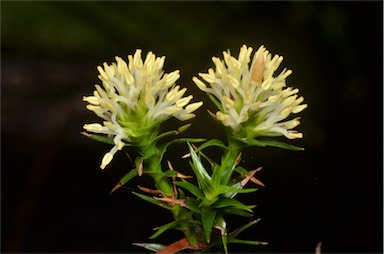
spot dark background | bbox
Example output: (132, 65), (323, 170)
(1, 1), (383, 253)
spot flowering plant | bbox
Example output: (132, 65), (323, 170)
(82, 45), (307, 253)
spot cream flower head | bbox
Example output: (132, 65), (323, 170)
(83, 49), (202, 169)
(193, 44), (307, 140)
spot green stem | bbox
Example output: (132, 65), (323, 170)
(140, 140), (173, 196)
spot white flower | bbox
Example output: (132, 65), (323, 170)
(193, 44), (307, 140)
(84, 49), (202, 169)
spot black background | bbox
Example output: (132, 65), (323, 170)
(1, 1), (383, 253)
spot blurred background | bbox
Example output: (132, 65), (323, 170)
(1, 1), (382, 253)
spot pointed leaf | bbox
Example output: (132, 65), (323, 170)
(212, 197), (254, 212)
(209, 94), (224, 112)
(187, 143), (214, 196)
(81, 132), (116, 145)
(228, 219), (260, 239)
(132, 192), (173, 210)
(150, 220), (180, 239)
(194, 139), (228, 153)
(220, 207), (253, 217)
(185, 198), (202, 214)
(214, 214), (228, 254)
(157, 238), (196, 254)
(175, 180), (205, 200)
(219, 185), (258, 196)
(133, 243), (166, 252)
(119, 169), (138, 185)
(227, 239), (268, 246)
(258, 138), (304, 151)
(202, 208), (217, 243)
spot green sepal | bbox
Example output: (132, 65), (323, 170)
(202, 207), (217, 243)
(212, 197), (255, 212)
(150, 220), (180, 239)
(175, 180), (205, 200)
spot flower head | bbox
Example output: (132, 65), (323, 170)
(84, 49), (202, 169)
(193, 44), (307, 140)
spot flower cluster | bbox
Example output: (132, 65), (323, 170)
(83, 45), (307, 254)
(83, 50), (202, 169)
(193, 45), (307, 140)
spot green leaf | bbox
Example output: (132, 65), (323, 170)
(212, 197), (254, 212)
(202, 208), (217, 243)
(187, 143), (213, 195)
(150, 220), (180, 239)
(239, 137), (304, 151)
(82, 132), (116, 145)
(119, 169), (138, 185)
(238, 137), (266, 147)
(209, 94), (224, 112)
(228, 219), (260, 239)
(258, 138), (304, 151)
(185, 198), (202, 214)
(194, 139), (228, 153)
(218, 185), (258, 196)
(220, 208), (253, 217)
(133, 243), (166, 252)
(132, 192), (173, 210)
(152, 123), (192, 142)
(227, 239), (268, 246)
(214, 214), (228, 254)
(175, 180), (205, 200)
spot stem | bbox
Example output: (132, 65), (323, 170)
(140, 141), (173, 196)
(141, 141), (200, 248)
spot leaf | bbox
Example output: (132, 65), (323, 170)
(209, 94), (224, 112)
(227, 239), (268, 246)
(81, 132), (116, 145)
(218, 185), (258, 196)
(220, 208), (253, 217)
(175, 180), (205, 200)
(214, 214), (228, 254)
(238, 137), (304, 151)
(194, 139), (228, 153)
(212, 197), (254, 212)
(202, 208), (217, 243)
(152, 123), (192, 143)
(133, 243), (166, 252)
(228, 219), (260, 239)
(185, 198), (202, 214)
(187, 143), (213, 195)
(110, 169), (138, 194)
(132, 192), (173, 210)
(157, 238), (197, 254)
(258, 138), (304, 151)
(150, 220), (180, 239)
